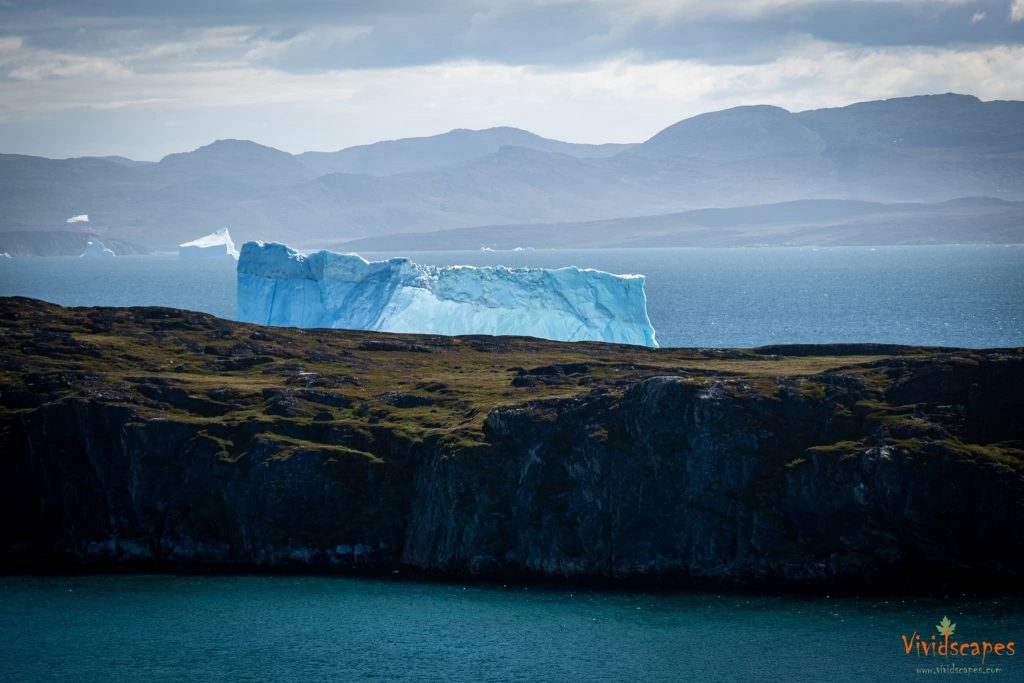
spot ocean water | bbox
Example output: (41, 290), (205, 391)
(0, 576), (1020, 682)
(1, 246), (1022, 348)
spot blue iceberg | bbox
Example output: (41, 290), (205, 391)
(237, 241), (657, 347)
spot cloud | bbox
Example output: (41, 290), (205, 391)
(244, 25), (374, 65)
(2, 0), (1020, 73)
(0, 0), (1021, 158)
(1012, 0), (1024, 22)
(0, 36), (132, 80)
(2, 39), (1022, 159)
(9, 56), (131, 80)
(66, 214), (89, 222)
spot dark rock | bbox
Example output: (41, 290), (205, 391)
(754, 343), (940, 357)
(264, 395), (303, 417)
(20, 331), (101, 359)
(379, 392), (435, 408)
(0, 388), (41, 409)
(297, 390), (352, 409)
(208, 356), (275, 371)
(359, 340), (432, 353)
(522, 363), (592, 376)
(228, 342), (255, 357)
(284, 372), (361, 388)
(415, 381), (452, 394)
(511, 362), (595, 387)
(206, 387), (245, 403)
(135, 383), (236, 417)
(465, 339), (510, 353)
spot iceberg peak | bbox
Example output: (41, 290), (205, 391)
(237, 241), (657, 347)
(80, 239), (114, 258)
(179, 227), (239, 259)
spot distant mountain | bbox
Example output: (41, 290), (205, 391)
(796, 93), (1024, 152)
(1, 94), (1022, 251)
(626, 105), (826, 161)
(148, 139), (318, 187)
(336, 198), (1024, 250)
(296, 127), (635, 176)
(0, 154), (155, 233)
(75, 156), (154, 168)
(0, 230), (146, 256)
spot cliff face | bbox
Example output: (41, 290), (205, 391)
(1, 297), (1021, 587)
(406, 369), (1023, 583)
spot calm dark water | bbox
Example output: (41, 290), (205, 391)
(1, 246), (1021, 348)
(0, 576), (1021, 682)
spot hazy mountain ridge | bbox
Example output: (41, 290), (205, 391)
(298, 127), (635, 176)
(0, 230), (146, 257)
(149, 139), (319, 187)
(625, 105), (828, 161)
(337, 197), (1024, 250)
(1, 94), (1021, 252)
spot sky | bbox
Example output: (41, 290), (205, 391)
(0, 0), (1022, 160)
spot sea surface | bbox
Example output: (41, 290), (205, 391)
(0, 576), (1021, 682)
(1, 245), (1021, 348)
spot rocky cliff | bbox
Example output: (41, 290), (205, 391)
(1, 297), (1021, 589)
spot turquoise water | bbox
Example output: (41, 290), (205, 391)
(1, 246), (1022, 348)
(0, 576), (1021, 682)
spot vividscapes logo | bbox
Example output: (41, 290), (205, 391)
(901, 615), (1015, 666)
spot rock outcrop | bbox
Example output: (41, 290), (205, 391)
(1, 297), (1021, 589)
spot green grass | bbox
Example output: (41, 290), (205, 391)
(251, 432), (384, 463)
(937, 439), (1024, 473)
(806, 440), (864, 457)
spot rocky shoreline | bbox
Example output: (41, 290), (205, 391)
(1, 297), (1021, 590)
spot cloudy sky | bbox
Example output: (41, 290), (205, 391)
(1, 0), (1022, 160)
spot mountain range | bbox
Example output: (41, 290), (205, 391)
(337, 197), (1024, 251)
(1, 93), (1021, 253)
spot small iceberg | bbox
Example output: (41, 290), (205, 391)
(179, 227), (239, 260)
(66, 214), (89, 223)
(80, 239), (114, 257)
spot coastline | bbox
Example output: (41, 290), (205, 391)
(2, 297), (1022, 592)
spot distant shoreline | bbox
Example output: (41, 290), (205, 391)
(2, 241), (1023, 258)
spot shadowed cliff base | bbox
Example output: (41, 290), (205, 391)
(1, 297), (1021, 592)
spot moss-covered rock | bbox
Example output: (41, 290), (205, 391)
(1, 297), (1022, 589)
